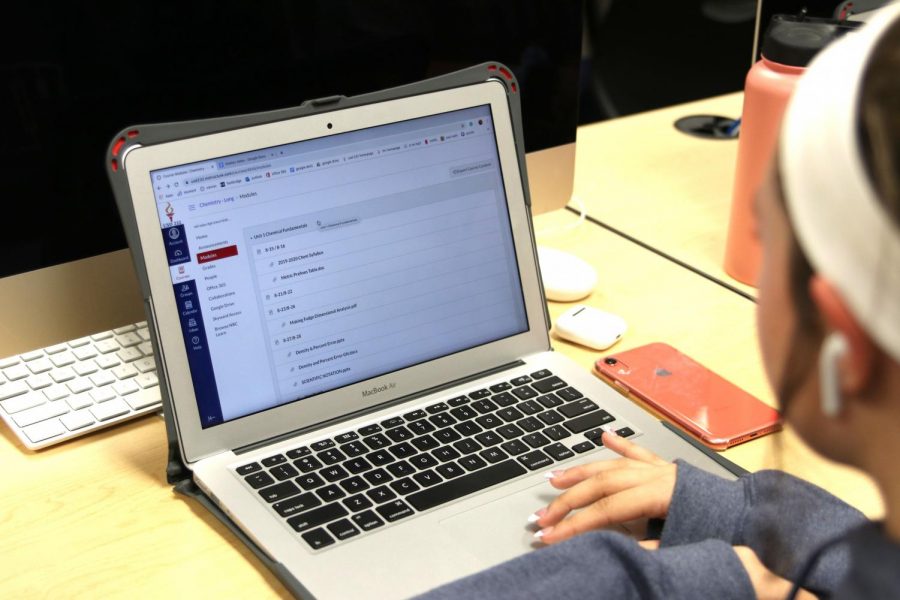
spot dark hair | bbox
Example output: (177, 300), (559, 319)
(776, 18), (900, 408)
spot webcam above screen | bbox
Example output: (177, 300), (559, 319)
(1, 1), (581, 279)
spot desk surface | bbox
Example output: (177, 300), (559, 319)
(0, 206), (881, 599)
(568, 92), (755, 297)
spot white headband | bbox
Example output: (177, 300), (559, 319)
(780, 4), (900, 363)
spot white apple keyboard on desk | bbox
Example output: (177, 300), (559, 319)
(0, 321), (162, 450)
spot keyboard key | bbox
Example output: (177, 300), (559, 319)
(411, 434), (439, 452)
(532, 376), (567, 394)
(479, 447), (509, 464)
(259, 481), (302, 503)
(426, 402), (449, 414)
(432, 446), (461, 462)
(124, 387), (162, 410)
(301, 529), (335, 550)
(67, 336), (91, 348)
(363, 468), (392, 486)
(286, 446), (311, 459)
(49, 352), (76, 368)
(436, 462), (466, 479)
(345, 457), (372, 474)
(572, 441), (595, 453)
(60, 410), (95, 432)
(557, 387), (584, 402)
(428, 413), (456, 428)
(4, 364), (31, 381)
(518, 450), (553, 471)
(366, 485), (397, 504)
(363, 433), (391, 450)
(271, 464), (300, 481)
(358, 424), (381, 436)
(489, 382), (512, 393)
(367, 449), (394, 466)
(449, 405), (478, 421)
(311, 439), (335, 451)
(116, 347), (143, 363)
(402, 409), (427, 421)
(26, 357), (53, 374)
(433, 427), (462, 444)
(516, 417), (543, 433)
(72, 346), (98, 361)
(244, 471), (276, 489)
(339, 476), (369, 494)
(115, 332), (143, 348)
(318, 448), (346, 465)
(564, 410), (615, 433)
(454, 421), (483, 437)
(22, 419), (66, 444)
(523, 432), (551, 448)
(316, 484), (346, 502)
(385, 426), (413, 443)
(512, 386), (538, 401)
(89, 386), (116, 404)
(510, 376), (533, 386)
(90, 398), (136, 421)
(94, 339), (120, 354)
(95, 354), (120, 371)
(387, 461), (416, 478)
(1, 389), (43, 413)
(468, 389), (491, 400)
(288, 503), (348, 533)
(341, 441), (368, 457)
(500, 439), (530, 456)
(72, 361), (98, 377)
(616, 427), (636, 438)
(320, 465), (349, 482)
(66, 393), (93, 411)
(559, 399), (600, 418)
(327, 519), (360, 541)
(497, 407), (524, 422)
(49, 368), (76, 384)
(407, 460), (527, 511)
(352, 510), (385, 531)
(0, 356), (20, 369)
(458, 455), (487, 472)
(537, 410), (565, 426)
(544, 443), (576, 461)
(492, 392), (517, 407)
(134, 373), (159, 389)
(334, 432), (358, 444)
(518, 400), (542, 415)
(543, 425), (571, 441)
(13, 401), (69, 427)
(262, 454), (288, 467)
(111, 364), (138, 381)
(341, 494), (372, 512)
(471, 399), (498, 414)
(390, 477), (420, 495)
(407, 419), (436, 435)
(376, 499), (415, 522)
(474, 431), (503, 447)
(409, 454), (438, 469)
(88, 371), (115, 388)
(293, 456), (323, 473)
(380, 416), (404, 428)
(496, 424), (524, 440)
(537, 393), (563, 408)
(473, 414), (502, 429)
(448, 395), (470, 406)
(530, 369), (553, 380)
(453, 439), (482, 455)
(584, 427), (605, 442)
(236, 463), (262, 476)
(26, 374), (53, 390)
(112, 325), (137, 335)
(0, 380), (30, 403)
(413, 470), (443, 487)
(90, 331), (113, 342)
(296, 473), (326, 490)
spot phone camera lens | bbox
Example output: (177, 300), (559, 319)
(604, 357), (618, 366)
(327, 122), (333, 129)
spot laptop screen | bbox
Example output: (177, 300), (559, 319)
(150, 105), (529, 428)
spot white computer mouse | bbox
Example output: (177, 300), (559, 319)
(537, 246), (597, 302)
(552, 304), (627, 350)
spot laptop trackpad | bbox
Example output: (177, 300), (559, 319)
(437, 481), (633, 567)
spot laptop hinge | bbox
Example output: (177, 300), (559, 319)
(233, 359), (526, 456)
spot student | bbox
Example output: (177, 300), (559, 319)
(417, 5), (900, 599)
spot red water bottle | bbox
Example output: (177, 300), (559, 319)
(724, 15), (858, 285)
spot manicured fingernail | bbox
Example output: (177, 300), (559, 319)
(533, 526), (553, 540)
(543, 469), (565, 480)
(526, 507), (547, 524)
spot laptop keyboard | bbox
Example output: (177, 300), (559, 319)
(0, 322), (162, 450)
(235, 369), (638, 551)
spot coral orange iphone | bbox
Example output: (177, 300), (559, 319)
(594, 342), (781, 449)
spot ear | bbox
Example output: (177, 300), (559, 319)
(809, 276), (877, 394)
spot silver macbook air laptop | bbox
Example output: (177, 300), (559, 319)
(110, 67), (737, 598)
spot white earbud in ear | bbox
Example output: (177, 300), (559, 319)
(819, 332), (849, 418)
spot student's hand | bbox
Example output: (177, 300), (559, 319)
(531, 431), (676, 544)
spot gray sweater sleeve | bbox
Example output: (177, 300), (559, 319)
(414, 530), (755, 600)
(661, 460), (868, 594)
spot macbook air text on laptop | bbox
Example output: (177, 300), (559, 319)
(109, 66), (737, 598)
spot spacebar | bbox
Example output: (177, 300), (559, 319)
(407, 460), (527, 512)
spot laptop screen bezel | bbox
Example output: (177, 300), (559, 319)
(124, 81), (551, 465)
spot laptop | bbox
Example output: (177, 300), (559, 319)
(108, 65), (739, 598)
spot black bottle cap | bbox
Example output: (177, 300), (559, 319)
(762, 14), (863, 67)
